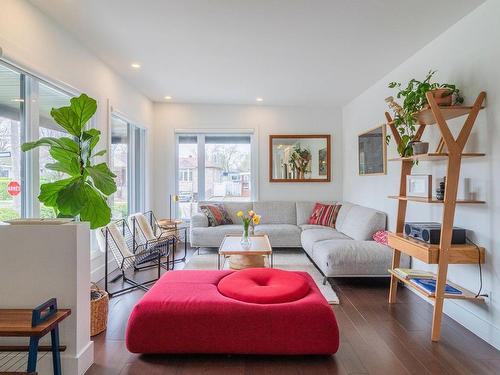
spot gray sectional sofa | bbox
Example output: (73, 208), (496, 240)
(190, 201), (409, 277)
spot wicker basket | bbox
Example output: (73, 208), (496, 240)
(90, 283), (108, 337)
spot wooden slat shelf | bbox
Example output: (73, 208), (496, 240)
(386, 91), (487, 342)
(388, 196), (485, 204)
(387, 105), (485, 126)
(388, 152), (485, 162)
(388, 270), (484, 301)
(387, 232), (485, 265)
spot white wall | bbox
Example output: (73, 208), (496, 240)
(0, 0), (154, 279)
(342, 0), (499, 349)
(153, 103), (342, 218)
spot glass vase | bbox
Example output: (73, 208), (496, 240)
(240, 222), (251, 249)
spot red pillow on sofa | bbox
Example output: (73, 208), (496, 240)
(308, 203), (342, 228)
(372, 230), (388, 244)
(199, 203), (232, 227)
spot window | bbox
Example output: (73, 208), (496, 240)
(176, 133), (255, 220)
(0, 64), (25, 221)
(110, 114), (146, 218)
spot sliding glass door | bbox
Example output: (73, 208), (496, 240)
(176, 133), (254, 220)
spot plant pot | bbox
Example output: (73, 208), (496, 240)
(430, 88), (453, 106)
(412, 141), (429, 155)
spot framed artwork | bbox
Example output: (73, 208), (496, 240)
(406, 175), (432, 198)
(269, 134), (331, 182)
(358, 125), (387, 175)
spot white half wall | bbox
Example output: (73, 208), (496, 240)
(153, 103), (343, 218)
(342, 0), (499, 349)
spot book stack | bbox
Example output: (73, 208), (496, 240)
(392, 268), (434, 280)
(391, 268), (463, 296)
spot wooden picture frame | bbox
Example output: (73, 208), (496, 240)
(269, 134), (331, 182)
(358, 124), (387, 175)
(406, 174), (432, 198)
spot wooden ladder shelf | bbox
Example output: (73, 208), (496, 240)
(386, 91), (486, 342)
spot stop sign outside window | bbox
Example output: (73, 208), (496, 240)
(7, 181), (21, 197)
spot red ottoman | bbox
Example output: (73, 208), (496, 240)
(126, 269), (339, 355)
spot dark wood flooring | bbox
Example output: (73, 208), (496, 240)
(88, 245), (500, 375)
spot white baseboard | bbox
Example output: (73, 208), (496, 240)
(91, 257), (118, 282)
(405, 285), (500, 350)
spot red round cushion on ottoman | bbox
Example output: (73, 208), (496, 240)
(217, 268), (310, 304)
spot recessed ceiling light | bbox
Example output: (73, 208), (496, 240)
(164, 96), (172, 100)
(131, 63), (141, 69)
(256, 97), (263, 102)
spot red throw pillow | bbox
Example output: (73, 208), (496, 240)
(308, 203), (342, 228)
(372, 230), (388, 245)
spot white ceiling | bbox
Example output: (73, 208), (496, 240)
(29, 0), (484, 106)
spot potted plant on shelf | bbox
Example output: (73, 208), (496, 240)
(386, 70), (464, 157)
(22, 94), (117, 229)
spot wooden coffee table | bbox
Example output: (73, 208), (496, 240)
(218, 234), (273, 270)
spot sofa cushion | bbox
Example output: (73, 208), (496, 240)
(199, 203), (233, 226)
(300, 227), (351, 255)
(311, 239), (401, 276)
(190, 225), (242, 247)
(334, 201), (355, 232)
(254, 224), (301, 247)
(223, 202), (254, 223)
(217, 269), (310, 304)
(336, 205), (386, 240)
(253, 201), (296, 225)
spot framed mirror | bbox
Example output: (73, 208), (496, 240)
(358, 125), (387, 175)
(269, 135), (331, 182)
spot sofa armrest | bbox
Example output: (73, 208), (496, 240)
(191, 213), (209, 228)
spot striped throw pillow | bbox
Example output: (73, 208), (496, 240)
(199, 203), (233, 227)
(308, 203), (342, 228)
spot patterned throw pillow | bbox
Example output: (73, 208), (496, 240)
(308, 203), (342, 228)
(199, 203), (233, 227)
(372, 230), (388, 245)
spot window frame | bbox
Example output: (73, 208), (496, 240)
(109, 108), (147, 217)
(174, 129), (258, 219)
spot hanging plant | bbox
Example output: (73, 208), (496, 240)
(22, 94), (117, 229)
(386, 70), (464, 157)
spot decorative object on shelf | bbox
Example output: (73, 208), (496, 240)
(21, 94), (117, 229)
(436, 177), (446, 201)
(411, 140), (429, 155)
(236, 210), (261, 249)
(169, 194), (179, 221)
(358, 125), (387, 175)
(404, 222), (466, 244)
(90, 283), (108, 336)
(406, 175), (432, 198)
(385, 70), (464, 157)
(270, 135), (331, 182)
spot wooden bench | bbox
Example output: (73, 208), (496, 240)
(0, 299), (70, 375)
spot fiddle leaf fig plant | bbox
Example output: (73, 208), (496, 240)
(22, 94), (116, 229)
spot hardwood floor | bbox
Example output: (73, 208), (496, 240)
(89, 245), (500, 375)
